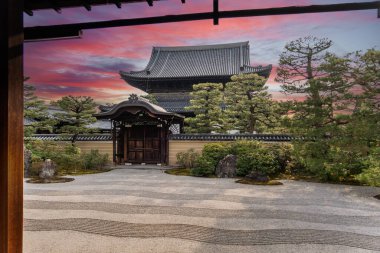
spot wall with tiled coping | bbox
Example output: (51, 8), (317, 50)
(28, 134), (292, 166)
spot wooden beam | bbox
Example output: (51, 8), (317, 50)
(84, 5), (91, 11)
(53, 7), (62, 13)
(25, 28), (82, 42)
(213, 0), (219, 25)
(114, 1), (122, 9)
(25, 0), (157, 11)
(24, 9), (33, 16)
(0, 0), (24, 253)
(24, 1), (380, 41)
(48, 0), (62, 13)
(83, 1), (92, 11)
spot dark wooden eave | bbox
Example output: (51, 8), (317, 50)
(24, 0), (160, 16)
(24, 1), (380, 41)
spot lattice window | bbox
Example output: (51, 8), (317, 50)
(169, 124), (180, 134)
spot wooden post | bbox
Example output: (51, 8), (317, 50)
(213, 0), (219, 25)
(0, 0), (24, 251)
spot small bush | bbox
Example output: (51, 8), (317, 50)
(356, 148), (380, 186)
(26, 140), (64, 161)
(27, 140), (109, 174)
(201, 143), (230, 168)
(82, 150), (109, 170)
(324, 147), (366, 181)
(237, 149), (279, 177)
(54, 147), (82, 172)
(190, 141), (287, 178)
(191, 156), (215, 177)
(176, 149), (200, 169)
(356, 167), (380, 187)
(229, 140), (262, 157)
(271, 143), (293, 173)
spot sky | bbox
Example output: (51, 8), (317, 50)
(24, 0), (380, 103)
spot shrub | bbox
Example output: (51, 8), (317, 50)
(236, 148), (279, 177)
(324, 147), (366, 182)
(54, 145), (82, 172)
(29, 155), (44, 176)
(191, 141), (287, 178)
(229, 140), (262, 157)
(356, 167), (380, 187)
(26, 140), (110, 174)
(284, 155), (305, 175)
(82, 150), (109, 170)
(176, 149), (200, 169)
(201, 142), (230, 168)
(271, 143), (293, 173)
(292, 140), (330, 179)
(356, 148), (380, 186)
(26, 140), (64, 161)
(191, 156), (215, 177)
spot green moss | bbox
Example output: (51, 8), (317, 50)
(275, 173), (361, 186)
(26, 177), (74, 184)
(165, 168), (192, 176)
(57, 168), (113, 176)
(235, 178), (283, 186)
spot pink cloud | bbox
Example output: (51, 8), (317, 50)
(24, 0), (379, 104)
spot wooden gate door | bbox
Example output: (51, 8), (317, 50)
(126, 125), (161, 163)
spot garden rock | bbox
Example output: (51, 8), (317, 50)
(39, 159), (56, 179)
(245, 171), (269, 182)
(24, 148), (32, 178)
(215, 155), (237, 178)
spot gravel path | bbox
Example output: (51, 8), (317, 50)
(24, 167), (380, 253)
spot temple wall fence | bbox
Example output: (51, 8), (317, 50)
(75, 141), (113, 157)
(168, 140), (230, 166)
(27, 134), (293, 166)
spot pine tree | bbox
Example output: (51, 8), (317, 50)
(24, 78), (55, 136)
(277, 36), (379, 181)
(53, 96), (97, 144)
(185, 83), (224, 133)
(276, 36), (334, 133)
(224, 73), (279, 133)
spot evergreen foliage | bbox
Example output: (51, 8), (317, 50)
(185, 82), (224, 133)
(24, 78), (55, 136)
(53, 96), (97, 144)
(224, 73), (280, 133)
(277, 36), (379, 182)
(140, 94), (158, 104)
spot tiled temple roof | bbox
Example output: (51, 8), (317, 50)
(26, 134), (112, 141)
(154, 93), (191, 113)
(120, 41), (272, 88)
(94, 94), (185, 120)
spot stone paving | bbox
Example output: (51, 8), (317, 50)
(24, 166), (380, 253)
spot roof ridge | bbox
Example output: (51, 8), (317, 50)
(153, 41), (249, 52)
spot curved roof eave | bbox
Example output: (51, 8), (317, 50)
(120, 65), (273, 82)
(94, 100), (184, 120)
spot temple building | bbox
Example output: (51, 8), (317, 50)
(120, 41), (272, 116)
(94, 94), (184, 164)
(92, 41), (273, 164)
